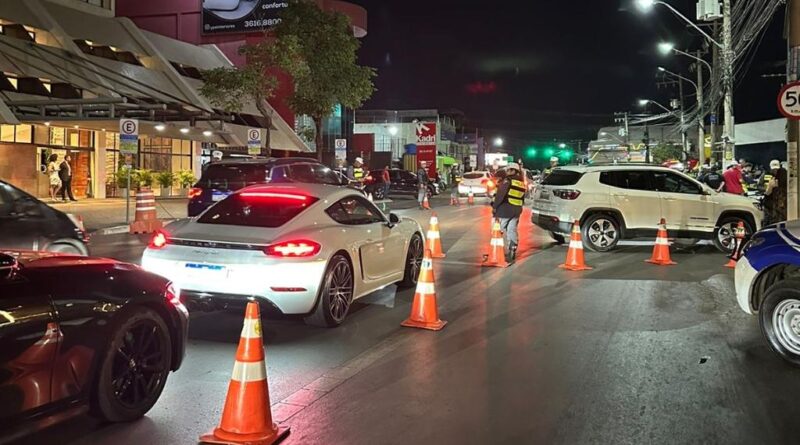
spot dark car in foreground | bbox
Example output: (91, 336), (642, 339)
(363, 169), (438, 200)
(188, 158), (347, 216)
(0, 180), (88, 255)
(0, 251), (188, 443)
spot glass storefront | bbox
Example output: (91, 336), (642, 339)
(104, 133), (193, 176)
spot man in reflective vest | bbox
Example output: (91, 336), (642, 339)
(347, 157), (366, 183)
(543, 156), (559, 178)
(491, 163), (525, 263)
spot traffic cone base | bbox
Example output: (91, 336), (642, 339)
(402, 251), (447, 331)
(724, 222), (746, 269)
(201, 420), (289, 445)
(559, 221), (592, 271)
(646, 219), (677, 266)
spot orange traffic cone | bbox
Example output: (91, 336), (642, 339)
(559, 221), (592, 271)
(725, 222), (746, 268)
(482, 219), (510, 268)
(426, 212), (446, 258)
(467, 188), (475, 206)
(422, 194), (431, 210)
(402, 249), (447, 331)
(200, 302), (289, 445)
(646, 218), (677, 266)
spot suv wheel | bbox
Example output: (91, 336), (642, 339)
(759, 280), (800, 367)
(713, 216), (753, 254)
(582, 214), (620, 252)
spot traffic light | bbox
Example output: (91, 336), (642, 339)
(560, 149), (574, 161)
(526, 147), (537, 158)
(544, 148), (555, 158)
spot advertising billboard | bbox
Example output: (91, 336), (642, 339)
(415, 122), (437, 167)
(202, 0), (288, 35)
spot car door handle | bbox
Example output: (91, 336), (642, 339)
(664, 197), (678, 202)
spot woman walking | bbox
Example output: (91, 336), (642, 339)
(47, 153), (62, 202)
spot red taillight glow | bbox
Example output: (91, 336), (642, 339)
(149, 231), (169, 249)
(188, 187), (202, 199)
(264, 240), (321, 257)
(553, 189), (582, 200)
(240, 192), (309, 201)
(165, 283), (182, 306)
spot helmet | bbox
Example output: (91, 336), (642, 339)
(355, 157), (364, 164)
(506, 162), (521, 172)
(550, 157), (559, 163)
(770, 159), (781, 170)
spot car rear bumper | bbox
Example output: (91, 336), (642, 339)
(735, 256), (758, 314)
(531, 211), (574, 235)
(142, 254), (327, 314)
(459, 185), (488, 195)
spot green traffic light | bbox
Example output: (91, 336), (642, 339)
(544, 148), (555, 157)
(526, 147), (537, 158)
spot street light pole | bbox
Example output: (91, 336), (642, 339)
(697, 50), (706, 166)
(722, 0), (736, 163)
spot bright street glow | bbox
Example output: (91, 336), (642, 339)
(388, 125), (399, 136)
(657, 66), (666, 72)
(559, 143), (567, 149)
(600, 132), (608, 136)
(493, 137), (504, 147)
(203, 130), (213, 137)
(154, 124), (166, 131)
(658, 42), (675, 55)
(180, 128), (190, 134)
(638, 99), (650, 107)
(636, 0), (656, 11)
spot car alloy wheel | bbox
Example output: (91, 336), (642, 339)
(771, 298), (800, 357)
(374, 187), (386, 200)
(407, 235), (424, 284)
(586, 218), (618, 250)
(111, 320), (169, 410)
(325, 259), (353, 324)
(716, 222), (739, 251)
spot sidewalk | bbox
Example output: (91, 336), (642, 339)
(50, 198), (188, 232)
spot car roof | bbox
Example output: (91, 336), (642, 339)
(210, 157), (318, 166)
(237, 183), (362, 201)
(557, 164), (684, 174)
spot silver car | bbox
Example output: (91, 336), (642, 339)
(142, 183), (424, 327)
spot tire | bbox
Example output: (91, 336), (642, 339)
(550, 232), (566, 245)
(374, 187), (386, 200)
(46, 241), (85, 255)
(582, 213), (621, 252)
(93, 307), (172, 422)
(304, 255), (354, 328)
(713, 216), (754, 254)
(398, 234), (424, 288)
(759, 280), (800, 367)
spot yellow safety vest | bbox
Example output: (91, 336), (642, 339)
(507, 179), (526, 207)
(353, 167), (364, 180)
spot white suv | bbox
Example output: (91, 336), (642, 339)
(531, 165), (763, 253)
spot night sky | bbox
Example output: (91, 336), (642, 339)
(349, 0), (787, 147)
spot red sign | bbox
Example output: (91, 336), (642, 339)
(415, 122), (437, 167)
(778, 80), (800, 120)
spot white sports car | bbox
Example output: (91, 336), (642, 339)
(142, 184), (425, 327)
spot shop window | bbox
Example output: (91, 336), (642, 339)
(0, 125), (34, 143)
(1, 125), (14, 143)
(48, 128), (92, 148)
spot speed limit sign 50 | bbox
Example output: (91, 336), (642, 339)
(778, 81), (800, 120)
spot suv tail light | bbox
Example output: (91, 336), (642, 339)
(553, 189), (581, 200)
(188, 187), (202, 199)
(149, 230), (169, 249)
(264, 240), (321, 257)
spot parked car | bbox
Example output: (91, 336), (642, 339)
(0, 180), (88, 255)
(0, 250), (188, 441)
(188, 158), (347, 216)
(735, 220), (800, 366)
(531, 165), (763, 253)
(458, 171), (495, 196)
(363, 169), (438, 200)
(143, 183), (424, 327)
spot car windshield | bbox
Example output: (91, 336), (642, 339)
(463, 172), (485, 179)
(199, 164), (271, 190)
(542, 170), (583, 186)
(197, 193), (319, 228)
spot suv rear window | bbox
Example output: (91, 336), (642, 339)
(463, 172), (485, 179)
(197, 193), (318, 228)
(541, 170), (582, 186)
(199, 164), (271, 190)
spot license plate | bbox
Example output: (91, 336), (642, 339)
(184, 263), (227, 278)
(212, 191), (231, 202)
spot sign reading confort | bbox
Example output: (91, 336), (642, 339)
(202, 0), (289, 34)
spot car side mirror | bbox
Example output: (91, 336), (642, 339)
(387, 213), (400, 228)
(0, 253), (18, 281)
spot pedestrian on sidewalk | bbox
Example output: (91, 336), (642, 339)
(59, 154), (77, 202)
(417, 161), (430, 209)
(46, 154), (62, 202)
(491, 163), (525, 263)
(381, 165), (391, 199)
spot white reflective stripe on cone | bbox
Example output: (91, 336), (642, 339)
(231, 360), (267, 383)
(569, 240), (583, 249)
(240, 318), (262, 339)
(430, 217), (439, 224)
(427, 231), (440, 239)
(655, 238), (670, 246)
(414, 282), (436, 295)
(421, 259), (433, 269)
(136, 207), (156, 212)
(491, 238), (504, 247)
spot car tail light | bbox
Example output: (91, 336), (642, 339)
(188, 187), (202, 199)
(240, 192), (309, 202)
(264, 240), (321, 257)
(165, 283), (182, 306)
(553, 189), (581, 200)
(149, 230), (169, 249)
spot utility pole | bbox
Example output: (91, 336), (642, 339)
(788, 0), (800, 219)
(711, 21), (719, 163)
(722, 0), (736, 164)
(678, 77), (688, 157)
(697, 50), (706, 166)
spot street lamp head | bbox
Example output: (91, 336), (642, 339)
(635, 0), (656, 12)
(559, 143), (567, 149)
(600, 132), (608, 136)
(638, 99), (650, 107)
(493, 137), (504, 147)
(657, 42), (675, 55)
(387, 125), (399, 136)
(657, 66), (667, 72)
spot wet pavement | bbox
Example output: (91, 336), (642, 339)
(18, 197), (800, 445)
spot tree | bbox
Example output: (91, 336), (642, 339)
(271, 0), (376, 162)
(651, 142), (684, 164)
(199, 39), (279, 155)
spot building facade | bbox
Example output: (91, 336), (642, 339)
(0, 0), (309, 199)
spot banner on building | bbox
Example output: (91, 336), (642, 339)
(202, 0), (288, 35)
(415, 122), (437, 167)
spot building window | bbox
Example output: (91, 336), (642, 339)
(0, 125), (34, 143)
(49, 127), (92, 148)
(140, 136), (192, 174)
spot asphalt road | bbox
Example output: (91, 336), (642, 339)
(18, 197), (800, 445)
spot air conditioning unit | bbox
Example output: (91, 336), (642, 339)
(697, 0), (722, 21)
